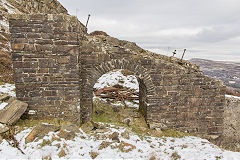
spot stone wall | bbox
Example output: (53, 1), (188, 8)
(9, 13), (226, 136)
(79, 36), (226, 136)
(0, 0), (68, 82)
(9, 14), (86, 123)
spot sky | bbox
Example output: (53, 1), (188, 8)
(58, 0), (240, 62)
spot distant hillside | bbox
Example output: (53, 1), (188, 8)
(190, 58), (240, 92)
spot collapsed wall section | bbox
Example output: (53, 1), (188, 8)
(9, 14), (86, 123)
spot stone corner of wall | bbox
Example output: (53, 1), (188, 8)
(8, 13), (87, 34)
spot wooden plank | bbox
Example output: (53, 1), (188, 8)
(0, 100), (28, 125)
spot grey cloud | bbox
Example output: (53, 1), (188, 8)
(59, 0), (240, 61)
(194, 24), (240, 43)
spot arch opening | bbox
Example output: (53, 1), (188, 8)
(92, 69), (148, 126)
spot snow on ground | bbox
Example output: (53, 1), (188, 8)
(0, 83), (15, 110)
(225, 94), (240, 100)
(94, 69), (139, 108)
(0, 0), (19, 32)
(0, 124), (240, 160)
(94, 69), (139, 92)
(0, 83), (16, 97)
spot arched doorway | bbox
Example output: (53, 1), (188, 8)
(79, 59), (155, 124)
(92, 69), (146, 125)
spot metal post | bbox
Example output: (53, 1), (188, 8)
(86, 14), (91, 28)
(181, 49), (186, 60)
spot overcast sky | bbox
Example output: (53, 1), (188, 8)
(59, 0), (240, 61)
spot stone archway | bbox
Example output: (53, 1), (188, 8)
(80, 58), (155, 123)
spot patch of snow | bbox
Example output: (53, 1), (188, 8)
(226, 94), (240, 100)
(94, 69), (139, 92)
(0, 18), (9, 29)
(0, 83), (16, 97)
(125, 100), (139, 108)
(0, 102), (8, 110)
(0, 123), (4, 127)
(1, 0), (18, 14)
(111, 100), (122, 107)
(28, 110), (36, 115)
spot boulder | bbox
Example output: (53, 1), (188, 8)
(0, 100), (28, 125)
(89, 151), (99, 159)
(58, 149), (67, 158)
(0, 123), (9, 134)
(98, 141), (112, 150)
(61, 124), (81, 133)
(58, 124), (81, 140)
(57, 129), (76, 140)
(121, 130), (130, 139)
(81, 121), (95, 133)
(25, 123), (60, 143)
(109, 132), (120, 143)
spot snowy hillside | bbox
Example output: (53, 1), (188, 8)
(1, 123), (240, 160)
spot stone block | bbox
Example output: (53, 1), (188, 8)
(0, 100), (28, 125)
(12, 43), (25, 50)
(57, 56), (70, 64)
(35, 44), (52, 52)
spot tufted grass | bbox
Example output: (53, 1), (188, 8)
(93, 99), (121, 125)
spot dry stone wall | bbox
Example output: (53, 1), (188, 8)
(0, 0), (68, 82)
(9, 14), (86, 123)
(9, 13), (226, 136)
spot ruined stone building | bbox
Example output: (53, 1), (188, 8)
(7, 0), (226, 137)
